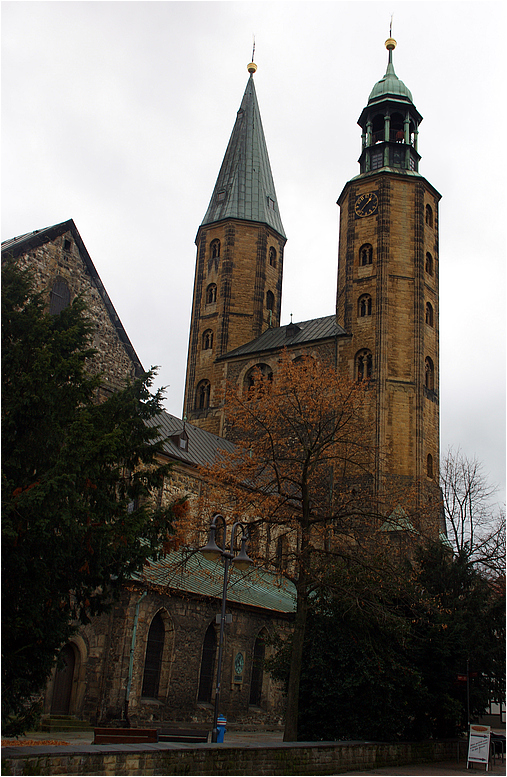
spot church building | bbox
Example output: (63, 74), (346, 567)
(183, 38), (441, 535)
(2, 37), (442, 728)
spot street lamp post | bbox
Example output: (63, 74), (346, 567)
(201, 513), (253, 743)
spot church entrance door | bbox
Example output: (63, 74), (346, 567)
(51, 644), (75, 714)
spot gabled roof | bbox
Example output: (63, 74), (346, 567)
(146, 409), (236, 467)
(137, 549), (296, 614)
(200, 72), (285, 238)
(1, 219), (144, 376)
(218, 314), (346, 361)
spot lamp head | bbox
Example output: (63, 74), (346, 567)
(201, 525), (222, 562)
(233, 536), (254, 571)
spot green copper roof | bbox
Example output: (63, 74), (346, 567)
(200, 74), (285, 238)
(368, 50), (413, 105)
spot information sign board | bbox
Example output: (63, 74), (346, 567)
(467, 724), (491, 768)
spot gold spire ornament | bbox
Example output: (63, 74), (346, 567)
(248, 35), (257, 74)
(386, 15), (396, 51)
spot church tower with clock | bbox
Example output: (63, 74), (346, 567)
(335, 37), (441, 512)
(183, 39), (442, 534)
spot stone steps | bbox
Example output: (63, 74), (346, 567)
(41, 715), (93, 732)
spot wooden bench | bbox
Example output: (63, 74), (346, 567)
(158, 727), (209, 744)
(93, 727), (158, 745)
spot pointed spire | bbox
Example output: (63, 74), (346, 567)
(200, 63), (285, 238)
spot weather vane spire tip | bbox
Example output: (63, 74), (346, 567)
(247, 35), (257, 74)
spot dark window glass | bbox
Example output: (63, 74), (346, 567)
(206, 284), (217, 304)
(425, 357), (434, 390)
(202, 330), (213, 350)
(141, 613), (165, 699)
(210, 240), (220, 259)
(196, 380), (211, 410)
(356, 350), (373, 381)
(197, 625), (216, 703)
(359, 244), (373, 266)
(249, 634), (265, 706)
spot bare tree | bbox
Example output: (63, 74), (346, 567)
(197, 354), (424, 740)
(441, 447), (505, 576)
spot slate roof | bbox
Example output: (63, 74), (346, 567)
(200, 73), (285, 238)
(219, 314), (347, 360)
(136, 549), (296, 614)
(1, 220), (144, 376)
(146, 410), (236, 467)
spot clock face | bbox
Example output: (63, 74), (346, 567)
(355, 192), (379, 218)
(234, 652), (244, 675)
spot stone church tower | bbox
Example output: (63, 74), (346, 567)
(183, 42), (441, 533)
(335, 38), (441, 512)
(183, 62), (286, 435)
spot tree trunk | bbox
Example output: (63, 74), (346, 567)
(283, 573), (309, 741)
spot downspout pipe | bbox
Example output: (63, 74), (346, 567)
(124, 590), (147, 727)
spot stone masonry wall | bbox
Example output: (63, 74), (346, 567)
(2, 739), (459, 776)
(14, 230), (138, 392)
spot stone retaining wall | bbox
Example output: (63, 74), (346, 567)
(2, 739), (458, 775)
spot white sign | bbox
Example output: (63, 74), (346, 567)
(467, 724), (491, 767)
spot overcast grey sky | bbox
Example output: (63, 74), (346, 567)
(2, 1), (505, 507)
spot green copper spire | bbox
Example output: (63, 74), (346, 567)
(200, 64), (285, 238)
(368, 38), (414, 106)
(357, 37), (423, 175)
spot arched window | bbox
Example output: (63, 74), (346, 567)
(359, 244), (373, 266)
(244, 363), (273, 390)
(210, 239), (220, 259)
(275, 535), (288, 569)
(197, 624), (216, 703)
(372, 113), (384, 144)
(266, 290), (275, 311)
(206, 284), (217, 304)
(427, 454), (434, 479)
(425, 204), (433, 228)
(141, 613), (165, 699)
(49, 278), (70, 316)
(425, 252), (433, 275)
(249, 631), (266, 707)
(356, 349), (373, 381)
(390, 112), (404, 143)
(425, 357), (435, 391)
(425, 302), (434, 327)
(196, 380), (211, 410)
(202, 329), (213, 350)
(269, 247), (277, 268)
(358, 294), (372, 318)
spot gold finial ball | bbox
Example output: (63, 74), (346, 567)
(247, 62), (257, 74)
(385, 37), (397, 51)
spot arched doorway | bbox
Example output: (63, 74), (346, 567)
(51, 644), (75, 714)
